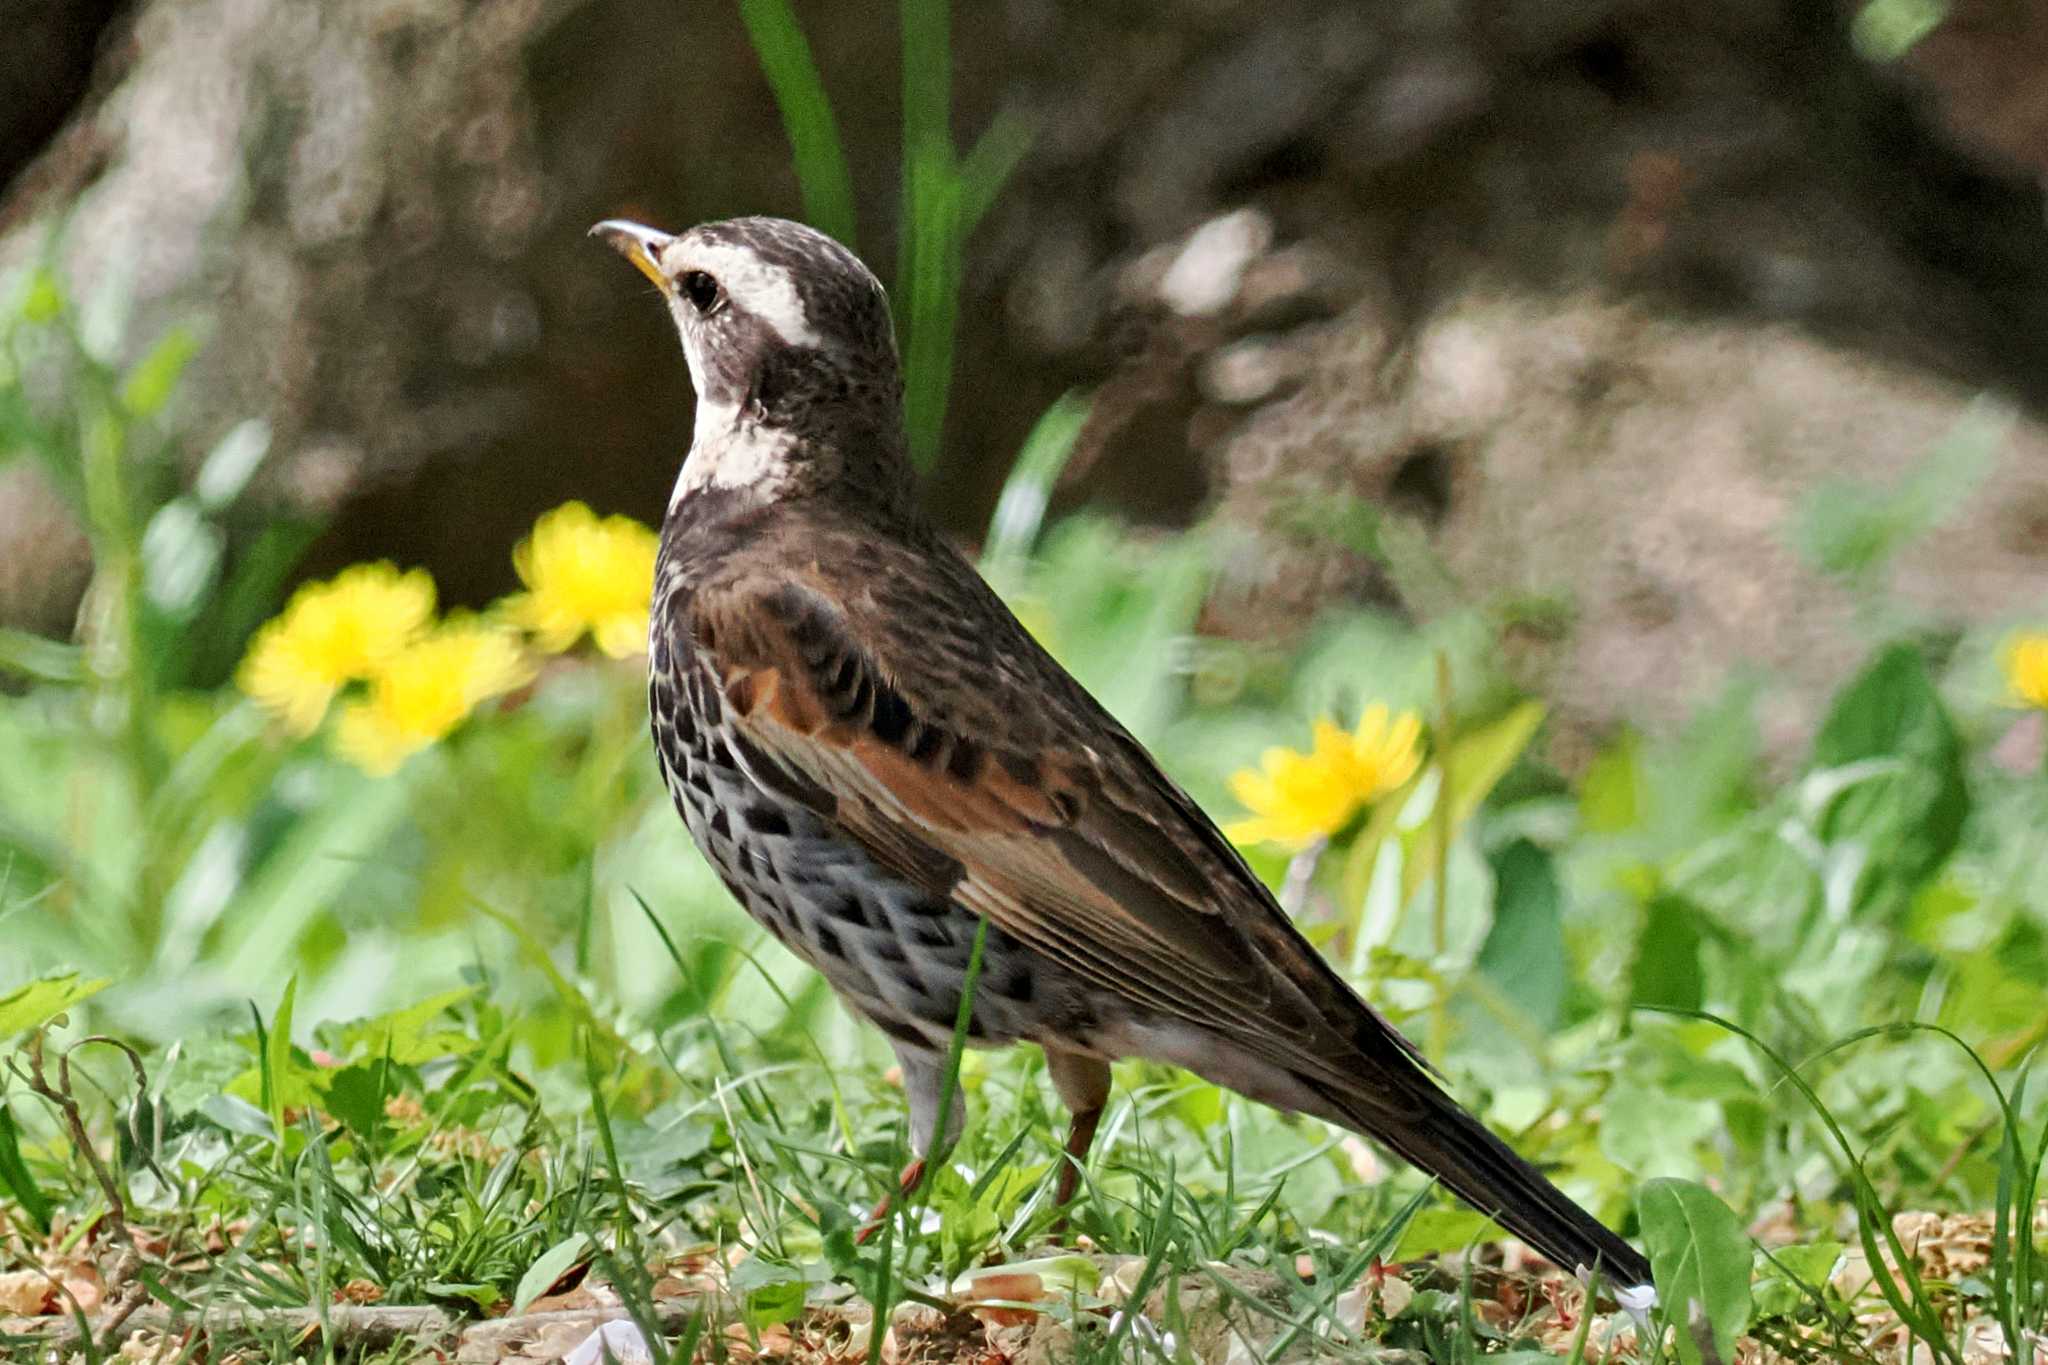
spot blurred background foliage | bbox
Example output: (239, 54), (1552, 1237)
(0, 0), (2046, 1352)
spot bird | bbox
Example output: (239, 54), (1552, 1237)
(591, 212), (1654, 1292)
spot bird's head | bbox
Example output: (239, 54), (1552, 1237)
(592, 215), (907, 508)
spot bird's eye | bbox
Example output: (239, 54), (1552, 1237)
(681, 271), (721, 314)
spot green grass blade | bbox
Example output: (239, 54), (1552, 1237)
(0, 1102), (52, 1234)
(0, 626), (83, 684)
(627, 887), (774, 1131)
(737, 0), (859, 249)
(954, 112), (1033, 235)
(1648, 1007), (1961, 1365)
(981, 392), (1091, 577)
(584, 1029), (636, 1247)
(264, 975), (297, 1150)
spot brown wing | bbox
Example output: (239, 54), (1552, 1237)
(673, 551), (1435, 1109)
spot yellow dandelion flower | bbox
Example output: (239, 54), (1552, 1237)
(333, 621), (534, 776)
(238, 563), (436, 734)
(506, 502), (658, 658)
(1225, 703), (1424, 848)
(2004, 632), (2048, 710)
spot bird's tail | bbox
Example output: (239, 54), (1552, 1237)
(1332, 1080), (1654, 1291)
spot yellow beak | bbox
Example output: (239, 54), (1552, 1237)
(590, 219), (675, 290)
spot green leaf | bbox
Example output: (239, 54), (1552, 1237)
(0, 972), (111, 1038)
(199, 1093), (274, 1139)
(1599, 1076), (1722, 1178)
(0, 1104), (52, 1234)
(953, 1253), (1101, 1300)
(729, 1255), (808, 1328)
(1476, 839), (1569, 1030)
(1810, 644), (1967, 911)
(119, 325), (201, 417)
(1852, 0), (1947, 60)
(1400, 701), (1546, 903)
(513, 1232), (591, 1314)
(1795, 398), (2007, 577)
(320, 1063), (387, 1140)
(338, 987), (481, 1065)
(265, 976), (298, 1144)
(1753, 1241), (1843, 1317)
(20, 268), (62, 323)
(424, 1282), (501, 1312)
(1630, 895), (1705, 1012)
(1579, 732), (1642, 833)
(1636, 1178), (1753, 1365)
(0, 626), (84, 685)
(1393, 1207), (1504, 1261)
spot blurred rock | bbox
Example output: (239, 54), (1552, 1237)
(1900, 0), (2048, 181)
(1208, 284), (2048, 751)
(0, 466), (93, 640)
(1199, 333), (1316, 407)
(0, 0), (128, 209)
(1159, 208), (1275, 317)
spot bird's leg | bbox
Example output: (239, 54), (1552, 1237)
(1054, 1104), (1104, 1207)
(855, 1042), (965, 1245)
(1045, 1048), (1112, 1228)
(854, 1158), (927, 1246)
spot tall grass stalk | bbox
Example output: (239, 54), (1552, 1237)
(737, 0), (1030, 473)
(736, 0), (859, 250)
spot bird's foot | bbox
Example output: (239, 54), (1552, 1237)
(1046, 1103), (1105, 1241)
(853, 1158), (926, 1246)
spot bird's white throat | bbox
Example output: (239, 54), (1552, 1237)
(672, 397), (799, 507)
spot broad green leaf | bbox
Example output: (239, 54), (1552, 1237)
(1393, 1207), (1504, 1261)
(513, 1232), (591, 1313)
(1810, 645), (1967, 913)
(1852, 0), (1946, 59)
(1637, 1178), (1753, 1365)
(1631, 895), (1705, 1013)
(1598, 1076), (1720, 1180)
(338, 986), (481, 1064)
(1476, 839), (1568, 1030)
(320, 1063), (387, 1140)
(0, 973), (111, 1038)
(199, 1094), (274, 1139)
(729, 1255), (808, 1328)
(1028, 517), (1209, 743)
(1753, 1241), (1844, 1317)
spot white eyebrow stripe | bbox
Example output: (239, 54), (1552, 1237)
(673, 241), (822, 348)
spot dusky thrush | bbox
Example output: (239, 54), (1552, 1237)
(593, 214), (1653, 1291)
